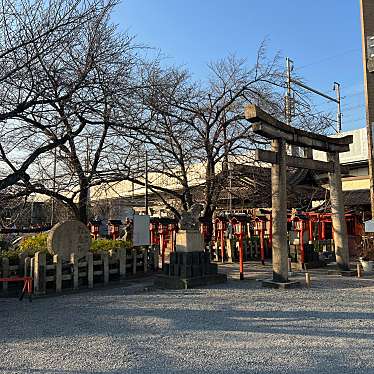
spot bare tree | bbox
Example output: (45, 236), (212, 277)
(5, 0), (146, 224)
(124, 48), (334, 239)
(0, 0), (119, 195)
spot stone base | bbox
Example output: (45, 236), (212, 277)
(327, 263), (357, 277)
(327, 269), (357, 277)
(302, 260), (326, 270)
(262, 279), (301, 289)
(154, 273), (227, 289)
(175, 230), (204, 252)
(154, 250), (227, 289)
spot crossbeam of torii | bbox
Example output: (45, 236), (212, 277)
(245, 105), (354, 286)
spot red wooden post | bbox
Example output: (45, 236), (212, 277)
(219, 221), (225, 263)
(299, 221), (305, 267)
(321, 221), (326, 241)
(159, 225), (165, 269)
(169, 224), (175, 252)
(269, 214), (273, 249)
(260, 220), (265, 265)
(308, 219), (313, 243)
(150, 223), (154, 245)
(238, 223), (244, 280)
(220, 228), (225, 263)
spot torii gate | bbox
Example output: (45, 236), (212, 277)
(245, 105), (353, 287)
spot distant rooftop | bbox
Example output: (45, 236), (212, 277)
(314, 127), (368, 165)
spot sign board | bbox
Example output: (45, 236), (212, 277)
(368, 58), (374, 73)
(133, 214), (150, 246)
(365, 219), (374, 233)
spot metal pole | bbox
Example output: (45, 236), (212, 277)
(360, 0), (374, 219)
(145, 150), (148, 215)
(334, 82), (342, 133)
(291, 78), (339, 103)
(286, 58), (299, 156)
(50, 147), (57, 226)
(285, 57), (293, 126)
(229, 165), (232, 212)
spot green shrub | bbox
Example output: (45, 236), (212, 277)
(90, 239), (132, 253)
(18, 233), (48, 256)
(0, 249), (20, 262)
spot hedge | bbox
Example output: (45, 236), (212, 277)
(0, 234), (133, 260)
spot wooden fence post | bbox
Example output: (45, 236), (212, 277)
(53, 255), (62, 292)
(2, 257), (9, 292)
(153, 246), (159, 271)
(18, 253), (28, 276)
(30, 258), (34, 278)
(118, 248), (126, 279)
(101, 252), (109, 284)
(143, 247), (148, 273)
(24, 257), (31, 279)
(34, 252), (46, 295)
(87, 252), (94, 288)
(70, 253), (79, 290)
(132, 248), (137, 275)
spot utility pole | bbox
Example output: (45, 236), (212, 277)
(144, 150), (149, 215)
(285, 57), (294, 127)
(333, 82), (342, 133)
(360, 0), (374, 218)
(286, 58), (299, 156)
(50, 147), (57, 226)
(286, 57), (342, 134)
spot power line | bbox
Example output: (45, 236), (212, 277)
(293, 48), (361, 71)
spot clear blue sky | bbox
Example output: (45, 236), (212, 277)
(113, 0), (364, 131)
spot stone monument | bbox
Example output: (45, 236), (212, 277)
(154, 204), (227, 289)
(47, 220), (91, 261)
(176, 204), (205, 252)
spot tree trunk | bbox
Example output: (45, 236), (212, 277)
(202, 205), (215, 244)
(77, 180), (90, 224)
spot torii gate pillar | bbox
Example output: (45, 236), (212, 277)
(328, 152), (350, 270)
(245, 105), (354, 286)
(271, 139), (289, 282)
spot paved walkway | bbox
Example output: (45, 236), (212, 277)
(1, 263), (374, 373)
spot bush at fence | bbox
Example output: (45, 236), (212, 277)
(0, 233), (133, 261)
(0, 233), (48, 263)
(90, 239), (132, 253)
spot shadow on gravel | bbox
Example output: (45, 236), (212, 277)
(2, 288), (374, 346)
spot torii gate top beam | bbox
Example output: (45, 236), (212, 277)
(244, 105), (353, 153)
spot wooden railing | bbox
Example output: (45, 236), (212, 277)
(0, 247), (156, 296)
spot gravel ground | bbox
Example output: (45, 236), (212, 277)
(1, 264), (374, 374)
